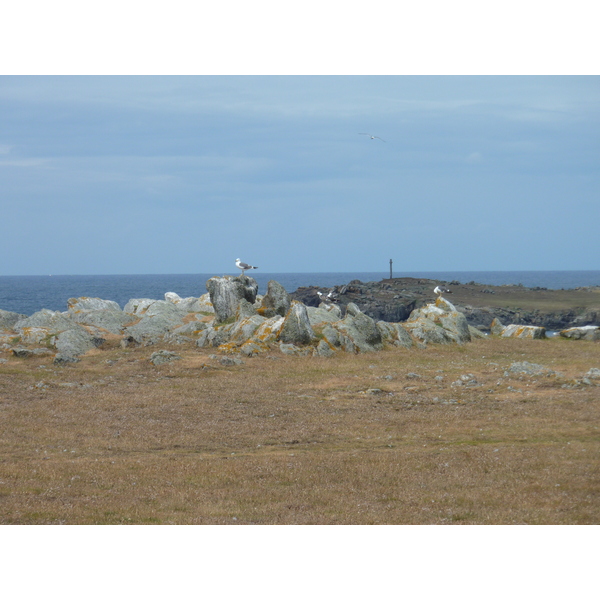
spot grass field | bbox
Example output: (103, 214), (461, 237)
(1, 336), (598, 524)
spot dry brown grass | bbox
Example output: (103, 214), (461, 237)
(1, 337), (599, 524)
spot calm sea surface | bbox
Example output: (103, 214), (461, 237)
(1, 271), (599, 316)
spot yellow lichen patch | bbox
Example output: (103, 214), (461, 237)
(217, 342), (242, 354)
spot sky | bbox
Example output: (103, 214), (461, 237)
(1, 2), (599, 277)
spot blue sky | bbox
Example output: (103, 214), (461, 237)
(1, 75), (599, 275)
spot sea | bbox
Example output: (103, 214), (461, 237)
(1, 271), (599, 317)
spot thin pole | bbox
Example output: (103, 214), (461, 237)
(389, 259), (393, 279)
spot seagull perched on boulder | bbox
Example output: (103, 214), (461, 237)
(434, 285), (452, 298)
(235, 258), (258, 276)
(317, 289), (339, 304)
(359, 133), (386, 142)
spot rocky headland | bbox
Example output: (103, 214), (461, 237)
(292, 277), (600, 331)
(1, 275), (598, 365)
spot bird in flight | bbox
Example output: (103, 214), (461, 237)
(359, 133), (386, 142)
(235, 258), (258, 276)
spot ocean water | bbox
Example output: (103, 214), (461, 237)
(1, 271), (599, 317)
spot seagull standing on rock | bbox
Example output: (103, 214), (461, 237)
(434, 285), (452, 298)
(235, 258), (258, 276)
(317, 289), (339, 304)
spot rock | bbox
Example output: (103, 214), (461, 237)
(307, 305), (342, 326)
(258, 280), (292, 318)
(313, 339), (336, 357)
(196, 324), (235, 348)
(165, 292), (214, 313)
(236, 298), (258, 320)
(206, 275), (259, 323)
(490, 318), (505, 335)
(18, 326), (52, 345)
(68, 297), (121, 312)
(123, 299), (157, 315)
(15, 309), (75, 334)
(375, 321), (414, 349)
(186, 293), (215, 314)
(509, 361), (557, 376)
(168, 320), (208, 336)
(53, 354), (80, 365)
(54, 327), (104, 358)
(248, 316), (285, 346)
(0, 309), (28, 330)
(501, 324), (546, 339)
(229, 314), (267, 344)
(279, 342), (311, 356)
(279, 301), (316, 345)
(435, 296), (458, 312)
(69, 309), (134, 334)
(164, 292), (183, 304)
(403, 301), (471, 345)
(12, 347), (34, 358)
(219, 356), (244, 366)
(239, 341), (270, 357)
(331, 303), (383, 353)
(585, 368), (600, 379)
(122, 313), (185, 346)
(319, 324), (341, 349)
(468, 325), (488, 339)
(150, 350), (181, 366)
(559, 326), (600, 341)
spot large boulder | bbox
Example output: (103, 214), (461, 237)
(331, 303), (383, 353)
(14, 309), (75, 334)
(67, 297), (121, 312)
(123, 298), (157, 315)
(165, 292), (214, 314)
(206, 275), (259, 323)
(121, 302), (187, 346)
(501, 324), (546, 339)
(196, 324), (235, 348)
(306, 304), (342, 326)
(490, 318), (505, 336)
(53, 327), (103, 359)
(279, 301), (316, 345)
(229, 314), (268, 344)
(69, 309), (134, 335)
(559, 326), (600, 341)
(0, 309), (28, 330)
(258, 280), (292, 318)
(376, 321), (413, 349)
(403, 298), (471, 345)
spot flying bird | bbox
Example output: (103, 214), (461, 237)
(235, 258), (258, 276)
(359, 133), (386, 142)
(434, 285), (452, 297)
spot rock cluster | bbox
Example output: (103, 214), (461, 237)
(490, 318), (547, 339)
(0, 276), (478, 363)
(2, 276), (597, 365)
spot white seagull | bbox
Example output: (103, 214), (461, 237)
(434, 285), (452, 297)
(317, 289), (339, 304)
(235, 258), (258, 276)
(359, 133), (386, 142)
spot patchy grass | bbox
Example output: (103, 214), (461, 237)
(0, 338), (599, 524)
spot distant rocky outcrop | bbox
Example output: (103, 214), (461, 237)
(291, 278), (600, 331)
